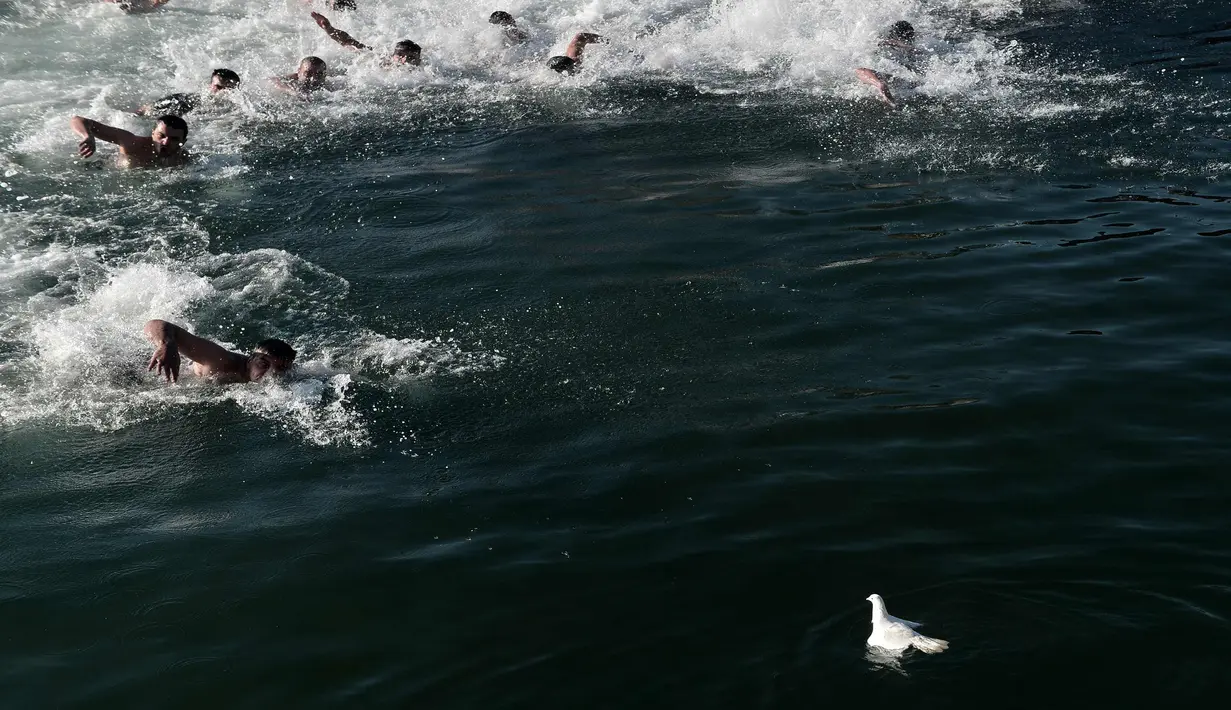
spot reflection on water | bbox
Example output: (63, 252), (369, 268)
(864, 646), (909, 676)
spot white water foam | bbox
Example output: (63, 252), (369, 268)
(327, 330), (508, 383)
(0, 0), (1128, 190)
(1, 1), (1054, 149)
(0, 0), (1116, 447)
(0, 247), (503, 447)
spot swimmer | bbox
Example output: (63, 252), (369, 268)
(70, 114), (189, 168)
(547, 32), (603, 74)
(271, 56), (330, 96)
(104, 0), (170, 14)
(144, 320), (297, 385)
(855, 21), (926, 108)
(489, 10), (528, 45)
(135, 68), (241, 117)
(388, 40), (424, 67)
(311, 13), (422, 67)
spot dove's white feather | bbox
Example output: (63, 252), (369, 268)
(865, 594), (949, 654)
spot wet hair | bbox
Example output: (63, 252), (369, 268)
(489, 11), (514, 26)
(329, 0), (356, 10)
(300, 56), (327, 72)
(547, 55), (577, 74)
(254, 338), (297, 364)
(157, 114), (188, 138)
(888, 20), (915, 43)
(211, 68), (241, 87)
(394, 40), (421, 56)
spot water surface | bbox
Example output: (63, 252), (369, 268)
(3, 0), (1231, 706)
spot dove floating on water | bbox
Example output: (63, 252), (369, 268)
(865, 593), (949, 654)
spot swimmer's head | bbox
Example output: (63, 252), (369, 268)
(393, 40), (422, 66)
(298, 56), (328, 87)
(887, 21), (915, 44)
(152, 115), (188, 155)
(209, 68), (241, 93)
(328, 0), (356, 10)
(489, 11), (515, 26)
(248, 338), (297, 382)
(547, 55), (577, 74)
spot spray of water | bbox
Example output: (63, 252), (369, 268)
(9, 0), (1203, 446)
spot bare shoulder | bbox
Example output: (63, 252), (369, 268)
(192, 358), (248, 382)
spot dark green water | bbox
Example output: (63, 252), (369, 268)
(3, 0), (1231, 706)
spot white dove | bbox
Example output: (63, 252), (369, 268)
(865, 593), (949, 654)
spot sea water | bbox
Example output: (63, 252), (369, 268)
(3, 0), (1231, 706)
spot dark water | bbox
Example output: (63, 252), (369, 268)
(3, 0), (1231, 706)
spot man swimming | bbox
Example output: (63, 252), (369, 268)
(855, 21), (926, 108)
(135, 68), (241, 117)
(271, 56), (330, 96)
(310, 13), (422, 67)
(70, 114), (189, 168)
(547, 32), (603, 74)
(144, 320), (297, 385)
(489, 11), (529, 45)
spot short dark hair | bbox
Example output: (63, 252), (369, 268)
(547, 55), (577, 74)
(329, 0), (356, 10)
(211, 68), (241, 86)
(394, 40), (421, 57)
(489, 11), (514, 26)
(157, 114), (189, 138)
(255, 338), (297, 364)
(888, 21), (915, 43)
(302, 56), (327, 71)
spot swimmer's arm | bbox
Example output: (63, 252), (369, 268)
(70, 116), (138, 144)
(855, 68), (896, 108)
(144, 320), (245, 383)
(566, 32), (603, 60)
(70, 116), (143, 158)
(311, 12), (371, 51)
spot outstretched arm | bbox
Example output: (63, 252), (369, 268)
(311, 12), (371, 51)
(566, 32), (603, 61)
(70, 116), (142, 158)
(144, 320), (243, 383)
(855, 68), (896, 108)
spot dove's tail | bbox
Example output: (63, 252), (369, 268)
(910, 635), (949, 654)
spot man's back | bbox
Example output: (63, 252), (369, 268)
(148, 92), (202, 117)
